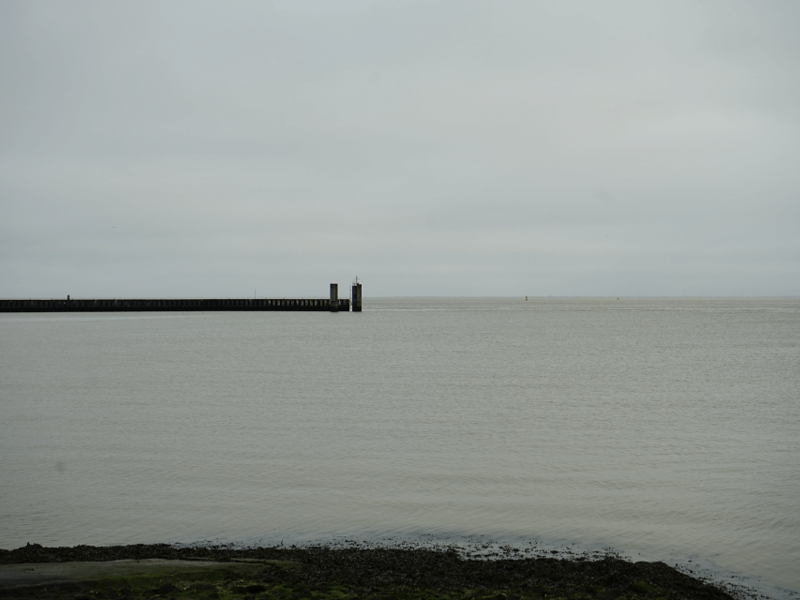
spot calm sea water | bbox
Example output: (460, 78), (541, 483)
(1, 298), (798, 596)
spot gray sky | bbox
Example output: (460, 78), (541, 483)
(1, 1), (798, 298)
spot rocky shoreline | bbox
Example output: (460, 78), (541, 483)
(0, 543), (739, 600)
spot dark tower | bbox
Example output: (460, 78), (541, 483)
(330, 283), (339, 312)
(351, 277), (362, 312)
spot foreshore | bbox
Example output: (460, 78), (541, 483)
(0, 543), (739, 600)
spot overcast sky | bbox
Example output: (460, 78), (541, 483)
(1, 1), (798, 298)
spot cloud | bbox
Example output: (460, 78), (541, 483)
(1, 0), (798, 297)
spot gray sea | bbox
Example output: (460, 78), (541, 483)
(1, 298), (798, 598)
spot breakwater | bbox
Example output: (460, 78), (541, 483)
(0, 297), (351, 312)
(0, 282), (363, 313)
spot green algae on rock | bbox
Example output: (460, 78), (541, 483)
(0, 544), (738, 600)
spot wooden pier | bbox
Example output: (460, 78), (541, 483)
(0, 282), (363, 313)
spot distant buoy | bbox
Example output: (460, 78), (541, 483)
(525, 296), (528, 301)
